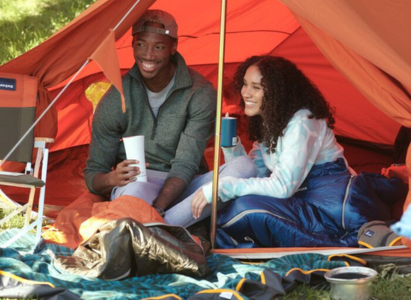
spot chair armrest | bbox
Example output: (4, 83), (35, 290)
(35, 137), (55, 144)
(34, 137), (55, 149)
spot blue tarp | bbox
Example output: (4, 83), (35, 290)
(0, 229), (348, 299)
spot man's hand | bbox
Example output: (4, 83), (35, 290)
(152, 177), (186, 212)
(92, 159), (147, 196)
(112, 159), (140, 186)
(191, 189), (209, 219)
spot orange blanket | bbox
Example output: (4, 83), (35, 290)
(42, 192), (165, 249)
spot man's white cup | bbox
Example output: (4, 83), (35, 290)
(123, 135), (147, 182)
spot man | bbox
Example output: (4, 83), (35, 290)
(84, 10), (216, 220)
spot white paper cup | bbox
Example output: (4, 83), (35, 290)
(123, 135), (147, 182)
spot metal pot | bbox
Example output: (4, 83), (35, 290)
(324, 266), (378, 300)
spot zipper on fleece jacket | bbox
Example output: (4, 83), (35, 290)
(149, 88), (177, 140)
(151, 119), (158, 140)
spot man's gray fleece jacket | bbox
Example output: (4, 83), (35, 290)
(84, 53), (217, 195)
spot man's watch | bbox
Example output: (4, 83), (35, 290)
(154, 206), (165, 218)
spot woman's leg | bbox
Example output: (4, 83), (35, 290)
(165, 156), (257, 227)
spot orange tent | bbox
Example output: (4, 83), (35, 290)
(1, 0), (410, 252)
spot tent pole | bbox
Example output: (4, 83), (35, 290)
(210, 0), (227, 249)
(113, 0), (142, 31)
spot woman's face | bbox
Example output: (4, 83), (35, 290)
(241, 64), (264, 117)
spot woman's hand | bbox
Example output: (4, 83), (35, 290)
(191, 189), (209, 219)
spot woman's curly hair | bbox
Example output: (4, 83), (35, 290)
(232, 55), (335, 153)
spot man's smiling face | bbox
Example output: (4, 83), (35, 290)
(132, 22), (177, 86)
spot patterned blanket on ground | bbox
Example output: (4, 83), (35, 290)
(0, 229), (355, 300)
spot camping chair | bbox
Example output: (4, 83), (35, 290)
(0, 73), (54, 248)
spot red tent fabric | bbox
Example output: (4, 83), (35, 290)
(2, 0), (409, 146)
(1, 0), (410, 248)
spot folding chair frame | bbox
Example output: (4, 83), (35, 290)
(0, 137), (54, 248)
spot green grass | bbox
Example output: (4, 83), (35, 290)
(0, 207), (50, 230)
(0, 0), (97, 64)
(0, 208), (26, 229)
(283, 271), (411, 300)
(1, 1), (411, 299)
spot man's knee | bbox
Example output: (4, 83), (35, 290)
(111, 181), (160, 205)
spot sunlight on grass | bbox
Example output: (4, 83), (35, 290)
(0, 208), (33, 230)
(0, 0), (97, 64)
(0, 0), (46, 21)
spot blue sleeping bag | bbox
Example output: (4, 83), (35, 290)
(216, 159), (408, 248)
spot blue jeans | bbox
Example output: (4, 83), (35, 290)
(111, 156), (257, 227)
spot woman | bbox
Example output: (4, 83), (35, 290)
(188, 56), (405, 248)
(191, 55), (350, 218)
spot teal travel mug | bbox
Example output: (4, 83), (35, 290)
(221, 113), (237, 147)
